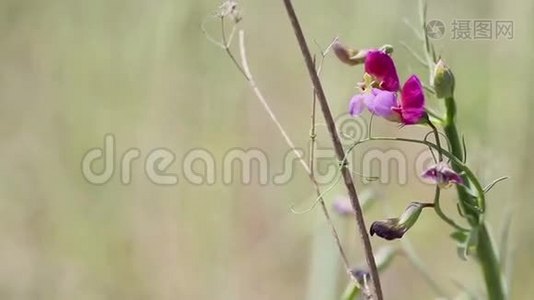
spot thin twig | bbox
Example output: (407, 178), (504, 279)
(311, 55), (351, 269)
(238, 30), (351, 271)
(221, 17), (247, 78)
(281, 1), (383, 298)
(400, 41), (429, 68)
(433, 186), (469, 232)
(310, 55), (317, 175)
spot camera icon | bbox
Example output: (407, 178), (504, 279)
(426, 20), (445, 39)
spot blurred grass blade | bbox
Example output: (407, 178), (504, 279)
(340, 282), (360, 300)
(499, 208), (514, 271)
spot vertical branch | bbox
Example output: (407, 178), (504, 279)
(238, 30), (350, 271)
(281, 1), (383, 298)
(309, 56), (318, 176)
(310, 57), (350, 271)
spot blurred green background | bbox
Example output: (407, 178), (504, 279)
(0, 0), (532, 299)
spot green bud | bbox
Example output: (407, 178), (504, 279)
(431, 59), (455, 99)
(379, 44), (394, 55)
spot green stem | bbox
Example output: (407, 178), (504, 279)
(427, 117), (443, 162)
(477, 224), (506, 300)
(443, 97), (479, 221)
(444, 96), (506, 300)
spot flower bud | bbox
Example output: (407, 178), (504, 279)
(370, 202), (432, 240)
(332, 41), (369, 66)
(378, 44), (394, 55)
(431, 59), (455, 99)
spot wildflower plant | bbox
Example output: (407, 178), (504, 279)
(206, 0), (511, 299)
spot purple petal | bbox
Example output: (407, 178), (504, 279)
(364, 51), (400, 92)
(421, 163), (463, 187)
(365, 89), (397, 118)
(421, 167), (438, 181)
(332, 197), (354, 216)
(349, 94), (366, 116)
(442, 167), (464, 185)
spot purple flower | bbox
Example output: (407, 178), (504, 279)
(332, 197), (354, 216)
(364, 50), (400, 92)
(421, 162), (464, 188)
(349, 51), (426, 125)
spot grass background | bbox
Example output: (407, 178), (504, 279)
(0, 0), (532, 299)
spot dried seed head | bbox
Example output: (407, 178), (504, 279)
(218, 1), (242, 23)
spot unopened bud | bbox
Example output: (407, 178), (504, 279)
(379, 44), (394, 55)
(431, 59), (455, 99)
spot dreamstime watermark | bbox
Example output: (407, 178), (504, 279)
(81, 115), (437, 186)
(426, 19), (513, 40)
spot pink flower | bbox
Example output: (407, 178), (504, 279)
(421, 162), (464, 188)
(349, 50), (426, 125)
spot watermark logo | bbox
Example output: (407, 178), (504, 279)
(426, 19), (445, 39)
(426, 19), (514, 40)
(80, 115), (438, 187)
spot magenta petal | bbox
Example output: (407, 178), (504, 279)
(364, 51), (400, 92)
(365, 89), (397, 118)
(401, 75), (425, 109)
(400, 108), (425, 124)
(349, 94), (366, 116)
(421, 167), (438, 180)
(442, 168), (464, 185)
(400, 75), (426, 124)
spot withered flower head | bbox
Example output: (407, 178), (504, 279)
(332, 41), (370, 66)
(370, 202), (432, 240)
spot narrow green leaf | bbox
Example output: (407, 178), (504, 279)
(450, 230), (468, 243)
(457, 227), (479, 260)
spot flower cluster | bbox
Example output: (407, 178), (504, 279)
(334, 43), (465, 241)
(348, 49), (427, 125)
